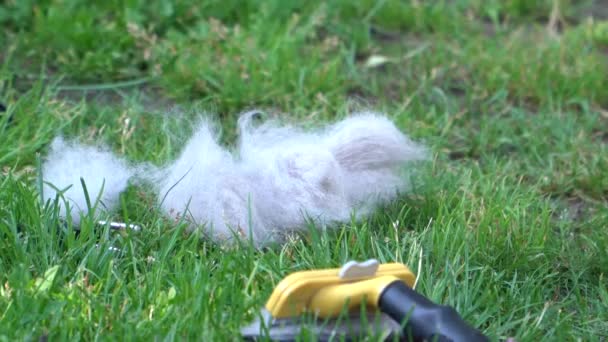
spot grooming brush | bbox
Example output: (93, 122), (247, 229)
(241, 259), (489, 341)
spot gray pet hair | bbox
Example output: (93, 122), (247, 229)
(41, 111), (428, 246)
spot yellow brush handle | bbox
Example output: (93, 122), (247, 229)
(307, 275), (400, 318)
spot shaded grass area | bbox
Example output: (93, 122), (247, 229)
(1, 0), (607, 340)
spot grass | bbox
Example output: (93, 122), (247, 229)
(1, 0), (607, 340)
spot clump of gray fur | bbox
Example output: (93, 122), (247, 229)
(41, 111), (428, 246)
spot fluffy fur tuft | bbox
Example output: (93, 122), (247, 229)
(42, 111), (428, 245)
(41, 137), (135, 225)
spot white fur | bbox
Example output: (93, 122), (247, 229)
(323, 113), (428, 210)
(41, 137), (135, 225)
(42, 111), (428, 245)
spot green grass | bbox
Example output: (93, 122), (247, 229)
(1, 0), (607, 340)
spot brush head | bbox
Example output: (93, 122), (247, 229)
(242, 260), (416, 341)
(264, 259), (415, 319)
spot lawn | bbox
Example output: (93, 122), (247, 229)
(1, 0), (607, 340)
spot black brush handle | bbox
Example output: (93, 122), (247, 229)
(378, 280), (489, 342)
